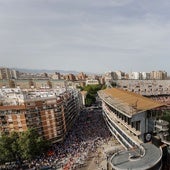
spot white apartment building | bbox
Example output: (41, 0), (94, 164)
(129, 72), (142, 80)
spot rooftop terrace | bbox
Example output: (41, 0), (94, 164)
(111, 143), (162, 170)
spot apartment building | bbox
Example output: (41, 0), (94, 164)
(116, 80), (170, 96)
(51, 72), (61, 80)
(129, 72), (143, 80)
(76, 72), (87, 80)
(115, 71), (126, 80)
(0, 87), (82, 143)
(0, 68), (12, 80)
(0, 68), (19, 80)
(98, 88), (167, 170)
(150, 71), (167, 80)
(141, 72), (150, 80)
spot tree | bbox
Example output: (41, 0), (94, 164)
(82, 84), (106, 106)
(85, 93), (96, 106)
(0, 129), (50, 164)
(0, 132), (20, 163)
(18, 128), (50, 160)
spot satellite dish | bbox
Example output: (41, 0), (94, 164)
(145, 133), (152, 142)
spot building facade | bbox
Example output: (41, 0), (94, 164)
(129, 72), (143, 80)
(116, 80), (170, 96)
(98, 88), (166, 170)
(150, 71), (167, 80)
(0, 68), (12, 80)
(0, 87), (82, 143)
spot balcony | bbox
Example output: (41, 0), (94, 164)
(155, 119), (169, 132)
(156, 119), (169, 126)
(155, 125), (169, 132)
(104, 104), (141, 136)
(103, 105), (142, 147)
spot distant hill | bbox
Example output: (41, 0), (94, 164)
(13, 68), (81, 74)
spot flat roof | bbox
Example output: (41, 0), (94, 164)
(99, 88), (165, 116)
(110, 143), (162, 170)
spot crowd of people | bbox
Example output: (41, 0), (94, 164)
(53, 108), (112, 170)
(1, 108), (111, 170)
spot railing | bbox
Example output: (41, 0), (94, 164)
(155, 125), (169, 132)
(156, 120), (169, 126)
(103, 108), (142, 145)
(104, 104), (141, 136)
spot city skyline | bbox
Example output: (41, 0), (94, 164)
(0, 0), (170, 73)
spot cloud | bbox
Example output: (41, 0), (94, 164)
(0, 0), (169, 73)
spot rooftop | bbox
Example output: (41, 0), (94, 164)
(0, 87), (77, 107)
(110, 143), (162, 170)
(99, 88), (165, 116)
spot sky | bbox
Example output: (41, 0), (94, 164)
(0, 0), (170, 74)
